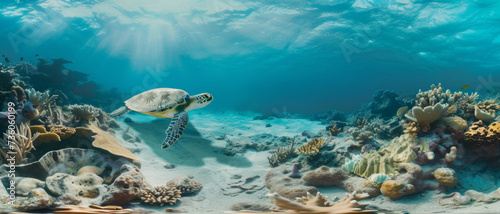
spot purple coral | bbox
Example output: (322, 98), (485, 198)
(288, 163), (302, 178)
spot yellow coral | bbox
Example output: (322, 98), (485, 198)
(380, 180), (414, 200)
(357, 119), (367, 129)
(464, 121), (500, 145)
(328, 125), (341, 136)
(296, 137), (327, 156)
(48, 125), (76, 139)
(433, 168), (458, 187)
(30, 125), (48, 134)
(35, 132), (61, 144)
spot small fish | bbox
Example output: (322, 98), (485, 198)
(4, 58), (9, 63)
(1, 54), (4, 57)
(20, 57), (23, 61)
(460, 85), (469, 90)
(35, 54), (39, 57)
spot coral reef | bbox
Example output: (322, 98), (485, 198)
(139, 185), (182, 206)
(101, 164), (148, 206)
(475, 106), (495, 121)
(296, 137), (327, 156)
(0, 123), (39, 164)
(268, 139), (295, 167)
(68, 104), (100, 120)
(464, 121), (500, 146)
(442, 116), (468, 132)
(166, 177), (203, 195)
(328, 124), (341, 136)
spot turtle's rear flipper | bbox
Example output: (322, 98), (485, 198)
(162, 112), (189, 149)
(110, 106), (131, 118)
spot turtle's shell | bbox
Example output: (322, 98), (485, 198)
(125, 88), (189, 113)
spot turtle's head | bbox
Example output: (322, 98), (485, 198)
(188, 93), (213, 111)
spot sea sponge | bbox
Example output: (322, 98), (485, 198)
(433, 168), (458, 187)
(68, 104), (100, 120)
(475, 106), (495, 121)
(139, 185), (182, 206)
(48, 125), (76, 139)
(296, 137), (327, 156)
(464, 121), (500, 146)
(380, 180), (414, 200)
(443, 116), (468, 132)
(166, 177), (203, 195)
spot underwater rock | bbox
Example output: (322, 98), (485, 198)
(226, 134), (293, 156)
(124, 117), (134, 123)
(265, 123), (272, 127)
(302, 166), (380, 198)
(0, 148), (137, 183)
(46, 173), (104, 203)
(302, 166), (348, 187)
(265, 164), (317, 199)
(101, 164), (148, 206)
(10, 188), (54, 211)
(14, 177), (45, 196)
(166, 177), (203, 195)
(433, 167), (458, 187)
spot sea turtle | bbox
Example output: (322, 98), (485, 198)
(110, 88), (213, 149)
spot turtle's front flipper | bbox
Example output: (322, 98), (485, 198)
(110, 106), (131, 118)
(162, 112), (189, 149)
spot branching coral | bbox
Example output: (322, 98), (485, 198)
(268, 139), (295, 167)
(0, 123), (40, 164)
(139, 185), (182, 206)
(296, 137), (327, 156)
(67, 104), (100, 120)
(328, 125), (341, 136)
(25, 88), (57, 109)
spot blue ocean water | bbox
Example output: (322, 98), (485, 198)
(1, 0), (499, 114)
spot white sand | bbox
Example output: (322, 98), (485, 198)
(113, 110), (500, 214)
